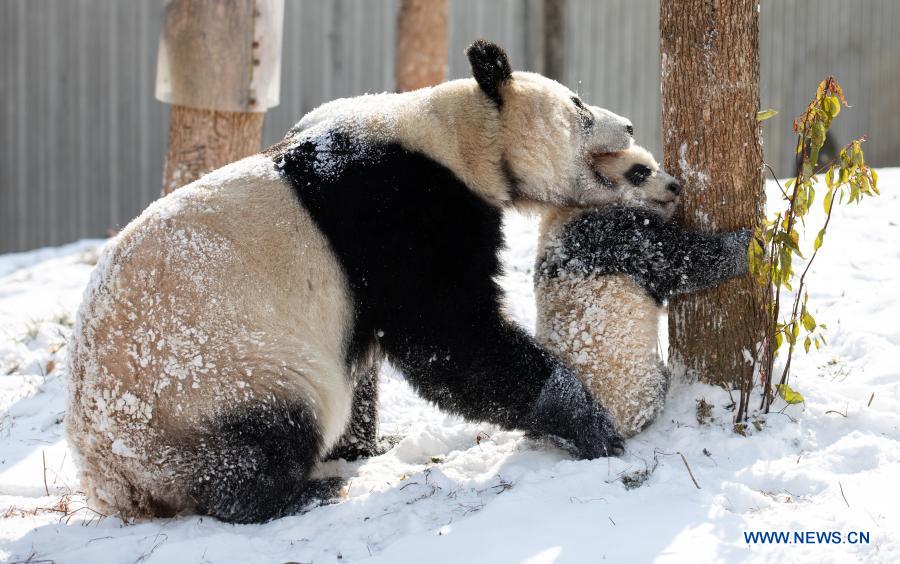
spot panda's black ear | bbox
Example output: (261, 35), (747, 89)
(466, 39), (513, 108)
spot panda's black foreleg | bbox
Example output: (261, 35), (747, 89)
(665, 228), (753, 296)
(552, 206), (753, 301)
(388, 317), (624, 459)
(326, 363), (384, 461)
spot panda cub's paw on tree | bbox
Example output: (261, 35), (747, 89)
(536, 145), (752, 438)
(66, 39), (635, 524)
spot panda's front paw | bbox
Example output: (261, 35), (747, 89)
(529, 365), (625, 459)
(577, 406), (625, 458)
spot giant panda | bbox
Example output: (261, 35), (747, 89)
(535, 145), (751, 437)
(66, 40), (637, 524)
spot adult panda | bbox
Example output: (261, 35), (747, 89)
(535, 144), (751, 437)
(67, 41), (635, 523)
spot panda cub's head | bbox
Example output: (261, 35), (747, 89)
(591, 144), (682, 218)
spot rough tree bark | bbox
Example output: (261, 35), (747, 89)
(156, 0), (284, 194)
(162, 107), (264, 195)
(395, 0), (448, 92)
(660, 0), (766, 388)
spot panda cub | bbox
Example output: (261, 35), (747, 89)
(535, 145), (751, 437)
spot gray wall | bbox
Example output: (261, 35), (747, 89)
(2, 0), (899, 253)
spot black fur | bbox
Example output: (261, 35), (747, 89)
(273, 132), (623, 460)
(571, 97), (595, 132)
(537, 206), (751, 305)
(188, 399), (323, 524)
(466, 39), (512, 108)
(624, 164), (652, 186)
(326, 364), (382, 461)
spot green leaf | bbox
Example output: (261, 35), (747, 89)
(814, 228), (825, 250)
(757, 108), (779, 122)
(802, 310), (816, 332)
(794, 187), (807, 215)
(780, 248), (793, 281)
(809, 147), (820, 170)
(802, 160), (813, 180)
(777, 383), (805, 404)
(823, 95), (841, 118)
(804, 336), (812, 353)
(774, 331), (783, 351)
(810, 122), (826, 151)
(789, 229), (803, 255)
(823, 188), (834, 212)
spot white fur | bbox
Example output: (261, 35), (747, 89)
(67, 155), (354, 517)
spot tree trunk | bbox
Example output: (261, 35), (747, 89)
(395, 0), (448, 92)
(162, 106), (264, 194)
(156, 0), (284, 194)
(660, 0), (766, 388)
(542, 0), (566, 82)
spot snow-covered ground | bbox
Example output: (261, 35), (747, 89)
(1, 173), (898, 563)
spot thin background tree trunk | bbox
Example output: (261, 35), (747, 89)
(395, 0), (448, 92)
(660, 0), (766, 388)
(542, 0), (566, 82)
(157, 0), (283, 194)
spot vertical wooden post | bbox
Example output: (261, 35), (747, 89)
(660, 0), (766, 387)
(156, 0), (284, 194)
(395, 0), (448, 92)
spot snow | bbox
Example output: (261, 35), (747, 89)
(2, 172), (900, 562)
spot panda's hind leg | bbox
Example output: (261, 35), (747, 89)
(629, 362), (671, 435)
(326, 363), (385, 461)
(187, 399), (324, 524)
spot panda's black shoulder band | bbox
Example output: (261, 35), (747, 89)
(466, 39), (512, 108)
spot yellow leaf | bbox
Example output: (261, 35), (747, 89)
(757, 109), (779, 122)
(802, 310), (816, 332)
(777, 383), (805, 404)
(814, 228), (825, 251)
(823, 95), (840, 118)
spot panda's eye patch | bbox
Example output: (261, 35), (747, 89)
(625, 164), (653, 186)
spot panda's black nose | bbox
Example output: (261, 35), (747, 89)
(625, 124), (634, 136)
(667, 181), (682, 196)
